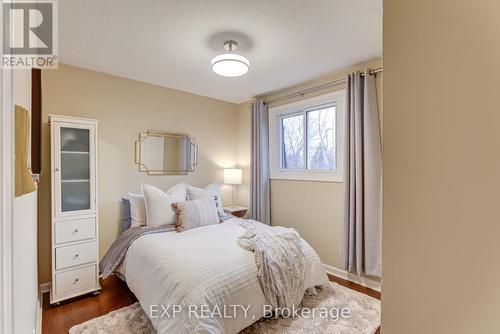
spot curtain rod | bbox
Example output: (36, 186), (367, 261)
(264, 67), (383, 105)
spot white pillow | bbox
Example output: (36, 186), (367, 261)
(128, 193), (147, 228)
(186, 183), (224, 215)
(141, 183), (187, 228)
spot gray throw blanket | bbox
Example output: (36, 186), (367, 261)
(237, 220), (306, 311)
(99, 225), (175, 279)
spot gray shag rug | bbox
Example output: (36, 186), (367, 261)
(69, 282), (380, 334)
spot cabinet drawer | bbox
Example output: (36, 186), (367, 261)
(55, 241), (97, 270)
(55, 218), (95, 244)
(55, 265), (96, 296)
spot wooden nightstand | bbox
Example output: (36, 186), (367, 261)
(223, 206), (248, 218)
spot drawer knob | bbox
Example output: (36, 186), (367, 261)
(74, 278), (79, 284)
(74, 254), (80, 258)
(73, 229), (79, 234)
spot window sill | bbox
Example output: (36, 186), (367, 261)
(270, 171), (344, 183)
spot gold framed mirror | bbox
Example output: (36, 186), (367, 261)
(135, 131), (198, 175)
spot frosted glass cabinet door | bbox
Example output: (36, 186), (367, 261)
(61, 151), (90, 180)
(61, 127), (89, 152)
(61, 181), (91, 212)
(55, 125), (95, 216)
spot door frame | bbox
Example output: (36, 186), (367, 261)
(0, 2), (14, 333)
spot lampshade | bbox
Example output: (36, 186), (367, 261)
(224, 168), (242, 185)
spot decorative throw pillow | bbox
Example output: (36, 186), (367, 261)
(186, 183), (224, 215)
(172, 196), (220, 232)
(121, 198), (132, 231)
(128, 193), (147, 228)
(142, 183), (187, 228)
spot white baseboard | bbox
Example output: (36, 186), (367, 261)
(36, 283), (50, 334)
(323, 264), (381, 292)
(39, 282), (51, 294)
(37, 282), (52, 333)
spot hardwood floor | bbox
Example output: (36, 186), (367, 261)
(42, 274), (381, 334)
(327, 273), (381, 300)
(42, 276), (137, 334)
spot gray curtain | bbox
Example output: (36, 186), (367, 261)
(343, 70), (382, 277)
(250, 100), (270, 225)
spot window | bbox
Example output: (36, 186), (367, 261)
(280, 104), (336, 171)
(281, 113), (304, 169)
(306, 105), (336, 170)
(269, 91), (345, 182)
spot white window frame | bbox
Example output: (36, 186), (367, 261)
(269, 90), (345, 182)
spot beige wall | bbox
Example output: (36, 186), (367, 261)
(269, 180), (345, 268)
(236, 101), (252, 209)
(38, 64), (239, 283)
(382, 1), (500, 333)
(237, 58), (382, 272)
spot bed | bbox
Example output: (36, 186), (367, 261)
(115, 217), (328, 334)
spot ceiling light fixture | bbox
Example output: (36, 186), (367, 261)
(211, 40), (249, 77)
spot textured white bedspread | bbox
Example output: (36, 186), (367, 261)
(121, 218), (328, 334)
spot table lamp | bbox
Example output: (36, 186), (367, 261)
(224, 168), (242, 208)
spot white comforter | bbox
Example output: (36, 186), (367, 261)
(119, 218), (328, 334)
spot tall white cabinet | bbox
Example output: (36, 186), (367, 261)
(50, 115), (101, 304)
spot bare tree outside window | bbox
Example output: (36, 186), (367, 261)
(281, 114), (304, 169)
(271, 92), (344, 182)
(307, 106), (336, 170)
(279, 104), (336, 171)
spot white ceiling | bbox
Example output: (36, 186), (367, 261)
(59, 0), (382, 104)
